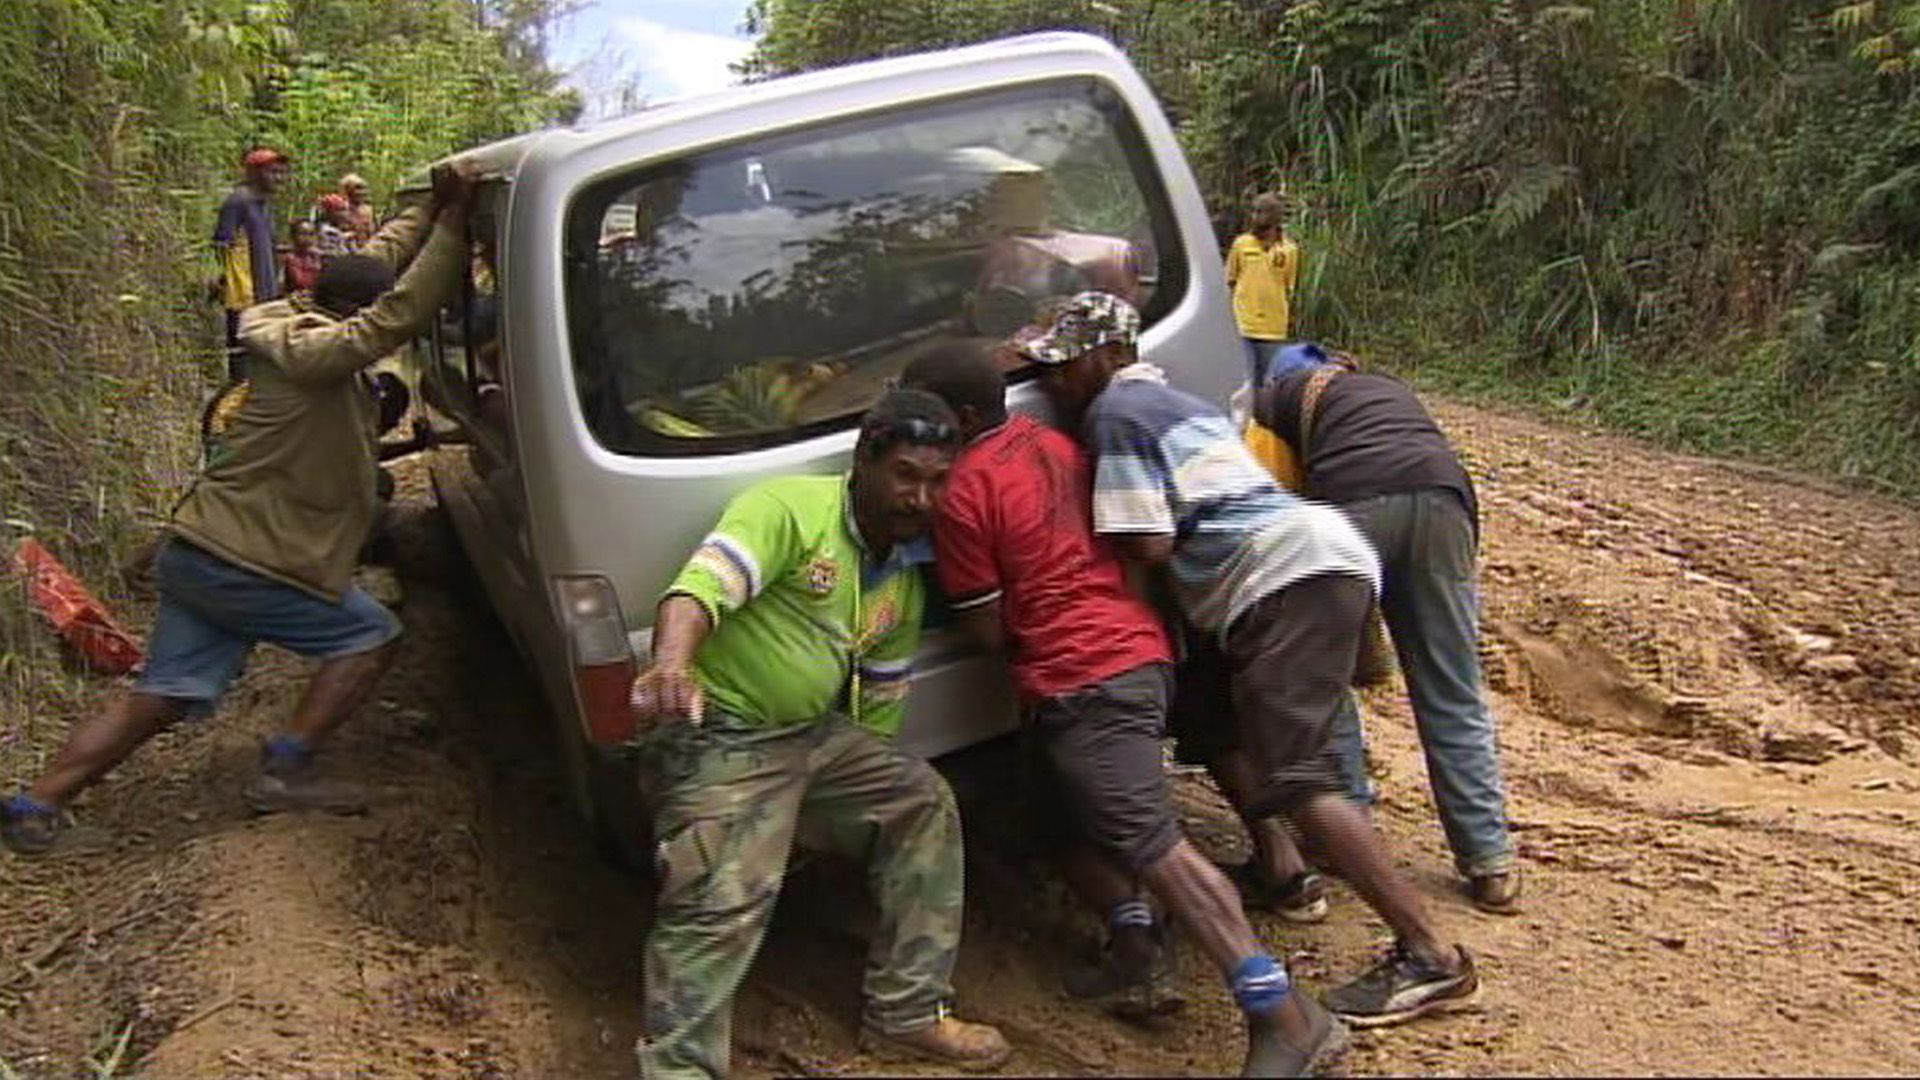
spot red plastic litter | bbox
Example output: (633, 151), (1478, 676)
(12, 538), (144, 675)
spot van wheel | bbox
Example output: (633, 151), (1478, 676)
(421, 467), (483, 593)
(559, 726), (653, 876)
(588, 748), (652, 875)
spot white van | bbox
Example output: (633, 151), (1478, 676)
(413, 32), (1243, 846)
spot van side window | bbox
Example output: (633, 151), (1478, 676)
(424, 190), (507, 443)
(564, 77), (1188, 457)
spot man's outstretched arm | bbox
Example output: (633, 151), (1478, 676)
(359, 163), (480, 271)
(631, 595), (713, 723)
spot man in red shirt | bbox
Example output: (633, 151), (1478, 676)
(905, 345), (1347, 1078)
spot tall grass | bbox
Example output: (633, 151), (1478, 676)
(1256, 1), (1920, 499)
(1, 2), (223, 778)
(0, 0), (575, 786)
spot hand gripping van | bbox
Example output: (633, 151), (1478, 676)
(411, 32), (1242, 851)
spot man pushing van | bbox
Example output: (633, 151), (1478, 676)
(1, 164), (478, 856)
(904, 344), (1350, 1076)
(627, 389), (1009, 1079)
(1024, 292), (1482, 1030)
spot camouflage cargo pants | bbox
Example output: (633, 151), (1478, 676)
(634, 712), (964, 1080)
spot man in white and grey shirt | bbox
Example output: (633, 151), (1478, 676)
(1023, 291), (1482, 1032)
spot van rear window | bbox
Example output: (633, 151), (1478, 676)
(564, 78), (1188, 456)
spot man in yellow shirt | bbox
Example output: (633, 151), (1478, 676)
(1225, 192), (1301, 385)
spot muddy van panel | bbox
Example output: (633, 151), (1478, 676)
(422, 32), (1239, 815)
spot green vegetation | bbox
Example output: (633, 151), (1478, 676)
(6, 1), (1916, 740)
(749, 0), (1920, 497)
(0, 0), (575, 763)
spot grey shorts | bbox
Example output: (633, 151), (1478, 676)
(1226, 574), (1374, 817)
(1028, 662), (1182, 873)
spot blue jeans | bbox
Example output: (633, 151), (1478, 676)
(1243, 339), (1330, 387)
(1332, 491), (1515, 876)
(1327, 692), (1375, 807)
(1242, 338), (1283, 386)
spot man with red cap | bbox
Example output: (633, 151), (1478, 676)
(215, 148), (292, 381)
(314, 193), (357, 257)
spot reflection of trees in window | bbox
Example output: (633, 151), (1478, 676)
(564, 81), (1185, 454)
(596, 180), (984, 437)
(1050, 156), (1150, 238)
(569, 167), (695, 442)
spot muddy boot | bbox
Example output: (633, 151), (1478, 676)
(1244, 993), (1351, 1078)
(859, 1013), (1012, 1072)
(1466, 866), (1522, 915)
(241, 738), (369, 816)
(1063, 924), (1186, 1018)
(355, 565), (405, 609)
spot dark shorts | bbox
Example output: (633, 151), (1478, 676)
(1172, 575), (1374, 816)
(1169, 630), (1236, 767)
(1027, 662), (1182, 873)
(134, 539), (400, 716)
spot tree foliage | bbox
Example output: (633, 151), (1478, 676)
(0, 0), (574, 738)
(747, 0), (1920, 495)
(270, 0), (579, 208)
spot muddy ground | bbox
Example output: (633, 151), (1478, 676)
(4, 398), (1920, 1077)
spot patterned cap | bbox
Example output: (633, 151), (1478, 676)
(1013, 291), (1140, 365)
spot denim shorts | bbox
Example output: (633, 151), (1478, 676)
(135, 538), (400, 714)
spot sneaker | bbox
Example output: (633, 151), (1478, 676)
(1063, 931), (1186, 1018)
(0, 797), (111, 857)
(243, 738), (370, 816)
(1226, 861), (1331, 924)
(242, 770), (371, 815)
(1467, 868), (1523, 915)
(241, 746), (369, 815)
(1325, 942), (1479, 1028)
(1, 795), (61, 856)
(859, 1014), (1012, 1072)
(1243, 992), (1352, 1078)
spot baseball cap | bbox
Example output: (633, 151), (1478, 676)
(1013, 291), (1141, 365)
(243, 147), (288, 169)
(1265, 342), (1330, 384)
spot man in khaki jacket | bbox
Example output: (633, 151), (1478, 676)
(1, 165), (477, 857)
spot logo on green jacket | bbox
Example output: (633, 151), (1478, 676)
(805, 556), (839, 596)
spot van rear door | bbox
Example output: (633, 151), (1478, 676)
(499, 33), (1240, 759)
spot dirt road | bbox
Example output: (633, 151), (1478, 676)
(5, 398), (1920, 1076)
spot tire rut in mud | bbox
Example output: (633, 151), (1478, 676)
(9, 408), (1920, 1076)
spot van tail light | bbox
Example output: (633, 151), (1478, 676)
(553, 575), (637, 746)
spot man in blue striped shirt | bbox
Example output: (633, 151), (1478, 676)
(1020, 292), (1481, 1031)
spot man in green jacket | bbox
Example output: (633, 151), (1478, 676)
(629, 389), (1009, 1079)
(1, 164), (477, 856)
